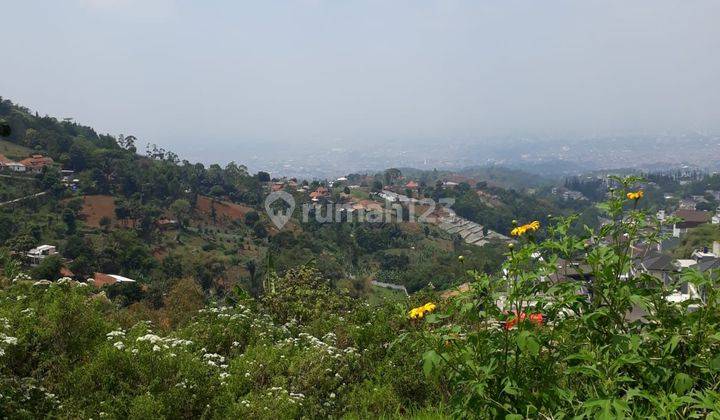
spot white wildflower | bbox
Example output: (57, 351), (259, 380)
(136, 334), (162, 344)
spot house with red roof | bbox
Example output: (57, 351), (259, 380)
(19, 154), (54, 173)
(309, 186), (330, 201)
(0, 154), (26, 172)
(672, 209), (712, 237)
(91, 273), (137, 288)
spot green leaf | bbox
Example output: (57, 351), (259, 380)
(673, 372), (693, 395)
(710, 355), (720, 372)
(517, 330), (540, 356)
(664, 335), (681, 355)
(422, 350), (441, 377)
(503, 379), (520, 396)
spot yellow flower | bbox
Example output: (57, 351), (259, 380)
(626, 190), (644, 200)
(510, 221), (540, 237)
(408, 302), (437, 319)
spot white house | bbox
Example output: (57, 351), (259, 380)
(27, 245), (58, 266)
(0, 154), (26, 172)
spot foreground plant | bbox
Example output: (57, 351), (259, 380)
(415, 176), (720, 418)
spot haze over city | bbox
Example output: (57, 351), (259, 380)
(2, 0), (720, 176)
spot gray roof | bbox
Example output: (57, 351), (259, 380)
(696, 258), (720, 273)
(640, 252), (675, 272)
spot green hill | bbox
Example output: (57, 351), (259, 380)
(0, 139), (33, 160)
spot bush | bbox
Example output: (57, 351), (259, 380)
(415, 177), (720, 418)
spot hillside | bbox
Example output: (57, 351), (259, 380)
(2, 178), (720, 418)
(0, 139), (33, 160)
(0, 98), (516, 296)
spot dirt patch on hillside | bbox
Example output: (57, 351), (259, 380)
(195, 196), (253, 224)
(78, 195), (117, 227)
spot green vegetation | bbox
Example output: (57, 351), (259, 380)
(3, 98), (720, 418)
(1, 177), (720, 417)
(0, 139), (33, 160)
(673, 223), (720, 258)
(1, 98), (518, 296)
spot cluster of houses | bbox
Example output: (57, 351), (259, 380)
(551, 187), (588, 201)
(0, 154), (54, 173)
(262, 175), (518, 243)
(438, 214), (511, 247)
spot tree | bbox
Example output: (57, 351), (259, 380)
(33, 255), (63, 280)
(68, 139), (94, 171)
(106, 282), (144, 306)
(244, 211), (260, 226)
(99, 216), (112, 232)
(169, 199), (191, 228)
(62, 209), (77, 234)
(697, 201), (717, 212)
(257, 171), (271, 182)
(63, 234), (93, 259)
(0, 121), (10, 137)
(384, 168), (402, 186)
(372, 180), (383, 192)
(41, 168), (63, 195)
(163, 278), (205, 327)
(69, 254), (97, 279)
(244, 260), (260, 296)
(209, 185), (224, 198)
(7, 234), (34, 253)
(253, 222), (268, 239)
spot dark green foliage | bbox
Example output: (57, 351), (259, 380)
(32, 255), (63, 280)
(244, 210), (259, 226)
(0, 121), (11, 137)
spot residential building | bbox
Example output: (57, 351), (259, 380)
(405, 180), (419, 189)
(634, 251), (676, 285)
(672, 209), (712, 237)
(309, 186), (330, 201)
(0, 154), (26, 172)
(91, 273), (137, 288)
(562, 190), (587, 201)
(19, 154), (54, 173)
(27, 245), (58, 266)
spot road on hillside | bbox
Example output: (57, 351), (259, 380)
(0, 191), (48, 207)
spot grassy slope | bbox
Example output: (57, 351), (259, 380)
(0, 139), (33, 160)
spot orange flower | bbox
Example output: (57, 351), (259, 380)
(503, 311), (543, 330)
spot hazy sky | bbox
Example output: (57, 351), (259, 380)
(2, 0), (719, 158)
